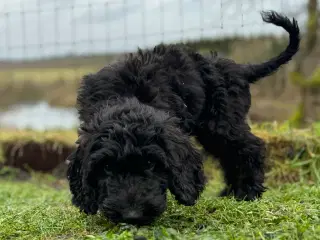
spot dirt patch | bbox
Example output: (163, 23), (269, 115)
(0, 129), (77, 178)
(1, 140), (75, 177)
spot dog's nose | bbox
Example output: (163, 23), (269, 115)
(122, 210), (142, 223)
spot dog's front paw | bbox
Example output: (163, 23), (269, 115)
(219, 184), (266, 201)
(218, 187), (233, 197)
(234, 187), (262, 201)
(175, 195), (197, 206)
(79, 201), (99, 215)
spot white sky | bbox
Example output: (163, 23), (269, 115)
(0, 0), (307, 60)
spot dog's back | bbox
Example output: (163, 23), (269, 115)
(77, 44), (208, 130)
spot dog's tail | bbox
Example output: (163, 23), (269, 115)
(240, 10), (300, 83)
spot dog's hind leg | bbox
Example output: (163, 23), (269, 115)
(196, 123), (266, 201)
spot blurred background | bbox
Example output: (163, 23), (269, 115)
(0, 0), (318, 131)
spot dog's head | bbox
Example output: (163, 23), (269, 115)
(67, 98), (205, 225)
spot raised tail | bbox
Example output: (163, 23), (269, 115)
(241, 10), (300, 83)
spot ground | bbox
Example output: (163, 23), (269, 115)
(0, 122), (320, 240)
(0, 172), (319, 240)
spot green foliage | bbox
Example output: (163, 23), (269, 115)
(288, 103), (305, 128)
(288, 0), (319, 126)
(290, 68), (320, 88)
(289, 67), (320, 127)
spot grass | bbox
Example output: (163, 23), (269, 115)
(0, 67), (96, 84)
(0, 176), (319, 240)
(0, 67), (96, 109)
(0, 129), (77, 146)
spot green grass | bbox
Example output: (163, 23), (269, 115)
(0, 177), (319, 240)
(0, 67), (98, 84)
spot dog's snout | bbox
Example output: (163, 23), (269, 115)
(99, 176), (168, 225)
(122, 210), (142, 223)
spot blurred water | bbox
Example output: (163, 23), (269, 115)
(0, 102), (79, 130)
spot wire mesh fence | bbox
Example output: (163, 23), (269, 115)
(0, 0), (304, 61)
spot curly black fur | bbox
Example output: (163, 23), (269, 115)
(67, 11), (300, 225)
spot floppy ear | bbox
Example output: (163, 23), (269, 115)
(161, 126), (206, 206)
(66, 140), (99, 215)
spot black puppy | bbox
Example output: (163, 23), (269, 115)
(67, 11), (300, 225)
